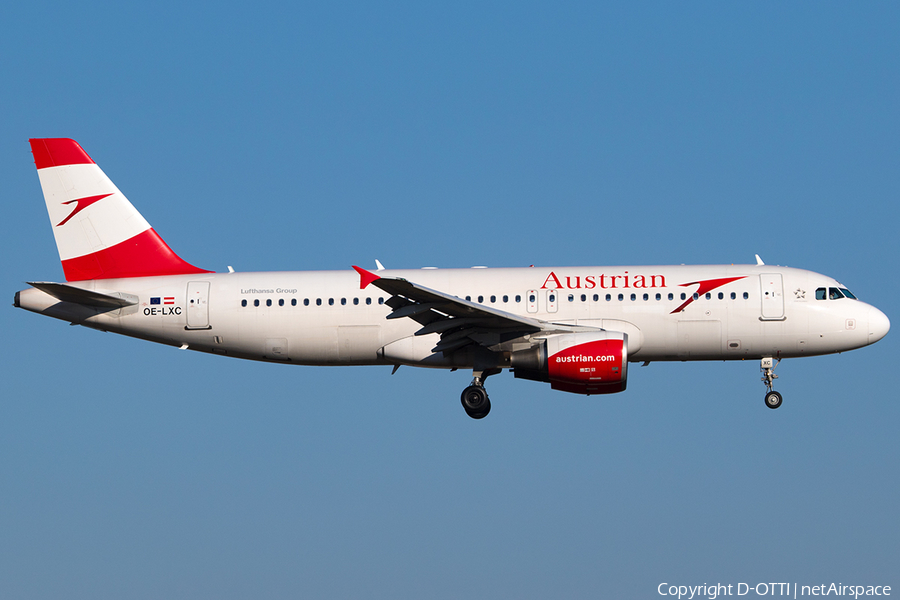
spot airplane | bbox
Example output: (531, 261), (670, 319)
(15, 138), (890, 419)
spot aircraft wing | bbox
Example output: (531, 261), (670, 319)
(352, 266), (583, 354)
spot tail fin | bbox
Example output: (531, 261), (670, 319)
(29, 138), (212, 281)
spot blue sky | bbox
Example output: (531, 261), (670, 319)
(1, 2), (898, 598)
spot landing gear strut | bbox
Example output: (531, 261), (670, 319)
(761, 357), (782, 409)
(460, 368), (500, 419)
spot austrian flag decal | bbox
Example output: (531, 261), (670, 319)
(150, 297), (175, 305)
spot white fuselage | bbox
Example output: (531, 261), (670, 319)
(16, 264), (889, 368)
(20, 139), (891, 416)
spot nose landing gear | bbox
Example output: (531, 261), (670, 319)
(761, 357), (782, 409)
(460, 368), (501, 419)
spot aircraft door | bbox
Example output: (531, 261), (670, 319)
(186, 281), (210, 329)
(759, 274), (785, 320)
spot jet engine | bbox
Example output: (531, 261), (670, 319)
(511, 331), (628, 395)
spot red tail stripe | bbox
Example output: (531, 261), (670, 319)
(61, 229), (213, 281)
(29, 138), (95, 170)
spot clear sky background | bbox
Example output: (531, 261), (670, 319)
(1, 2), (898, 598)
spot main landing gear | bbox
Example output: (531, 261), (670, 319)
(761, 357), (783, 409)
(460, 368), (501, 419)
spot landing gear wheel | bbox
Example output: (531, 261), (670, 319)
(461, 385), (491, 419)
(764, 390), (783, 409)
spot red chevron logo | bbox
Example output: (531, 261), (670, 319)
(670, 276), (747, 314)
(56, 193), (113, 227)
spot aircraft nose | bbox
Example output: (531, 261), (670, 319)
(867, 306), (890, 345)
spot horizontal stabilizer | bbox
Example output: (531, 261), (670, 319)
(28, 281), (138, 308)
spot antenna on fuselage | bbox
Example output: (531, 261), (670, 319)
(755, 254), (765, 266)
(375, 260), (385, 271)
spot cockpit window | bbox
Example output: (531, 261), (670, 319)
(817, 287), (856, 300)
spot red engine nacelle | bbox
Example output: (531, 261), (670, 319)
(512, 332), (628, 395)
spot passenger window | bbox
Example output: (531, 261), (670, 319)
(279, 299), (284, 306)
(292, 299), (297, 306)
(606, 294), (612, 301)
(743, 292), (749, 299)
(643, 293), (649, 301)
(328, 298), (334, 305)
(704, 293), (711, 300)
(568, 294), (574, 302)
(593, 294), (599, 302)
(378, 298), (384, 305)
(316, 299), (322, 306)
(241, 299), (247, 307)
(548, 293), (556, 302)
(630, 294), (636, 301)
(618, 294), (624, 301)
(655, 293), (661, 301)
(304, 299), (309, 306)
(366, 298), (372, 305)
(717, 292), (723, 300)
(254, 299), (260, 307)
(515, 295), (521, 303)
(668, 293), (674, 301)
(730, 292), (736, 300)
(466, 296), (471, 301)
(693, 293), (699, 300)
(681, 293), (687, 301)
(503, 295), (508, 303)
(528, 294), (535, 302)
(266, 299), (272, 307)
(341, 298), (346, 305)
(478, 295), (484, 303)
(490, 295), (496, 303)
(353, 298), (359, 305)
